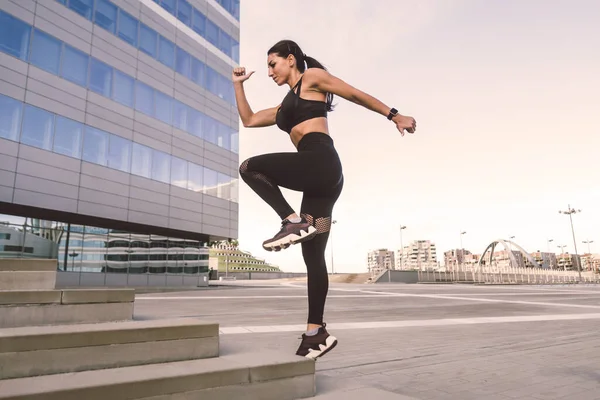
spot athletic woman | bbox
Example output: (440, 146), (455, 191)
(234, 39), (416, 359)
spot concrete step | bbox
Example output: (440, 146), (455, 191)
(0, 350), (315, 400)
(0, 259), (57, 290)
(314, 387), (419, 399)
(0, 289), (134, 328)
(0, 318), (219, 379)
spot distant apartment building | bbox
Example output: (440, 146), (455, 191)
(556, 253), (583, 271)
(529, 251), (558, 269)
(444, 249), (474, 270)
(397, 240), (438, 270)
(367, 249), (395, 276)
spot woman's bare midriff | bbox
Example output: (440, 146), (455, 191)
(290, 117), (329, 148)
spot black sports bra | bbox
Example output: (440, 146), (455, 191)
(275, 76), (328, 134)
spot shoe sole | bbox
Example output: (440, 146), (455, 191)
(304, 335), (338, 360)
(263, 226), (317, 252)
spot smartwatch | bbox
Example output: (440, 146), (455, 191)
(387, 108), (398, 120)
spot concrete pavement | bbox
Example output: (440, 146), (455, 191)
(134, 282), (600, 399)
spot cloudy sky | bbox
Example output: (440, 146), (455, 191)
(236, 0), (600, 272)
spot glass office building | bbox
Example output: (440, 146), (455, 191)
(0, 0), (240, 285)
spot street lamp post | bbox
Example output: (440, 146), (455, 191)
(559, 205), (582, 280)
(459, 231), (467, 271)
(547, 239), (554, 269)
(330, 220), (337, 275)
(399, 225), (406, 270)
(583, 240), (594, 272)
(557, 244), (567, 271)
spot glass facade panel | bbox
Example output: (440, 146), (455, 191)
(21, 105), (55, 150)
(30, 29), (62, 75)
(117, 10), (138, 47)
(158, 36), (175, 68)
(170, 157), (188, 188)
(203, 167), (218, 197)
(131, 143), (152, 178)
(69, 0), (93, 20)
(135, 81), (154, 115)
(0, 12), (31, 60)
(175, 47), (191, 79)
(89, 58), (113, 97)
(107, 134), (131, 173)
(177, 0), (192, 26)
(61, 45), (89, 86)
(187, 163), (203, 192)
(152, 150), (171, 183)
(139, 23), (157, 58)
(154, 91), (172, 124)
(53, 117), (83, 158)
(0, 94), (22, 142)
(113, 70), (134, 107)
(83, 126), (109, 166)
(94, 0), (118, 34)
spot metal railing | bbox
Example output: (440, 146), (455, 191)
(418, 265), (599, 284)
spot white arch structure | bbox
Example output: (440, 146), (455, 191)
(477, 239), (542, 269)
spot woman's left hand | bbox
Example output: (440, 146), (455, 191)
(393, 114), (417, 136)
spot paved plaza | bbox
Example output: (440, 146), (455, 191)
(134, 281), (600, 399)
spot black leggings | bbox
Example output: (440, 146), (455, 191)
(239, 132), (343, 326)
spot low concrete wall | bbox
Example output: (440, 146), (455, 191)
(214, 272), (307, 280)
(374, 270), (419, 284)
(56, 272), (210, 288)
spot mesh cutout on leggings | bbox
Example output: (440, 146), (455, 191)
(239, 159), (275, 188)
(301, 214), (331, 234)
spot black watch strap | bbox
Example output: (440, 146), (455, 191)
(387, 108), (398, 120)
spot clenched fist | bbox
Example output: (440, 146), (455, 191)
(232, 67), (255, 83)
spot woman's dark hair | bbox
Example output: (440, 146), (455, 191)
(267, 40), (334, 111)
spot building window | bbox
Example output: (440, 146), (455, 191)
(160, 0), (176, 15)
(175, 47), (191, 79)
(151, 150), (171, 183)
(191, 58), (206, 87)
(94, 0), (118, 34)
(68, 0), (93, 20)
(170, 157), (188, 189)
(135, 81), (154, 116)
(21, 105), (55, 151)
(61, 45), (89, 87)
(172, 100), (188, 132)
(177, 0), (192, 26)
(203, 115), (218, 145)
(117, 10), (138, 47)
(218, 31), (231, 58)
(131, 143), (152, 179)
(0, 94), (22, 142)
(0, 233), (11, 240)
(107, 134), (131, 173)
(206, 67), (219, 97)
(0, 12), (31, 60)
(154, 91), (172, 124)
(188, 108), (203, 139)
(113, 70), (134, 107)
(30, 29), (62, 75)
(187, 163), (203, 192)
(83, 126), (109, 166)
(139, 24), (157, 58)
(205, 19), (219, 47)
(203, 168), (218, 197)
(158, 36), (175, 69)
(89, 58), (113, 97)
(53, 116), (83, 159)
(192, 9), (205, 36)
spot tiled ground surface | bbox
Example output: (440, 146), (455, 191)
(135, 282), (600, 399)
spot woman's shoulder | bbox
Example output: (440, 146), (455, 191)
(302, 68), (330, 89)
